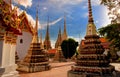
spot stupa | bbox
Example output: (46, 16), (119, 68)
(44, 17), (52, 50)
(68, 0), (115, 77)
(17, 9), (50, 73)
(62, 15), (68, 41)
(54, 26), (66, 62)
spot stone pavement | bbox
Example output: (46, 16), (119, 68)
(19, 62), (120, 77)
(20, 62), (75, 77)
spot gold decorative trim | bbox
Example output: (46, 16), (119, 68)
(0, 33), (4, 41)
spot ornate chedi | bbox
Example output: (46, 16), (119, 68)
(17, 9), (50, 73)
(54, 27), (66, 62)
(62, 15), (68, 41)
(0, 0), (21, 77)
(55, 26), (62, 48)
(68, 0), (115, 77)
(44, 17), (52, 50)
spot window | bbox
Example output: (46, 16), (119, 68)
(20, 39), (23, 44)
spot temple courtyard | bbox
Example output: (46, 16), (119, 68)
(19, 62), (120, 77)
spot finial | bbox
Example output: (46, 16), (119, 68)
(35, 7), (38, 35)
(47, 16), (49, 35)
(88, 0), (94, 23)
(64, 13), (67, 33)
(32, 6), (39, 43)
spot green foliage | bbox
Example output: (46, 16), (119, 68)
(100, 0), (120, 23)
(61, 38), (78, 59)
(98, 23), (120, 50)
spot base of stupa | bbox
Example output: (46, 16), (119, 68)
(17, 62), (51, 73)
(68, 70), (115, 77)
(0, 64), (19, 77)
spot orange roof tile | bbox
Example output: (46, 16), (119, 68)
(99, 37), (108, 43)
(80, 37), (110, 49)
(48, 49), (57, 54)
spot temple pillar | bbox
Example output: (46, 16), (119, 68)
(0, 28), (19, 77)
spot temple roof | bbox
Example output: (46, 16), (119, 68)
(48, 49), (57, 54)
(0, 0), (21, 35)
(19, 11), (34, 35)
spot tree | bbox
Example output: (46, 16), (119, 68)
(100, 0), (120, 23)
(61, 38), (78, 59)
(98, 23), (120, 51)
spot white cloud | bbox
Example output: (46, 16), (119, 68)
(51, 39), (56, 48)
(68, 36), (84, 43)
(41, 17), (63, 29)
(13, 0), (32, 8)
(43, 7), (47, 10)
(50, 0), (82, 6)
(91, 0), (101, 6)
(26, 14), (43, 30)
(49, 17), (63, 26)
(101, 7), (111, 27)
(82, 0), (101, 9)
(83, 12), (88, 18)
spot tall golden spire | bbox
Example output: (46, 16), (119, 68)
(62, 14), (68, 41)
(44, 16), (52, 50)
(88, 0), (94, 23)
(32, 7), (39, 43)
(55, 25), (62, 48)
(86, 0), (97, 35)
(45, 16), (50, 40)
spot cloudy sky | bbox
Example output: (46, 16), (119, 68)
(11, 0), (110, 48)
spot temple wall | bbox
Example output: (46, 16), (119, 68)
(16, 32), (32, 60)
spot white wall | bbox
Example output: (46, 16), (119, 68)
(16, 32), (32, 60)
(2, 42), (11, 67)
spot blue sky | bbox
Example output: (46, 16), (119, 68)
(12, 0), (110, 47)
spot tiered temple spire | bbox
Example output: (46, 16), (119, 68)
(55, 26), (62, 48)
(86, 0), (97, 35)
(44, 16), (52, 50)
(54, 26), (66, 62)
(32, 8), (39, 43)
(62, 14), (68, 41)
(68, 0), (115, 77)
(17, 8), (50, 73)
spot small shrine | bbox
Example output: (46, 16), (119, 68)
(17, 9), (50, 73)
(68, 0), (115, 77)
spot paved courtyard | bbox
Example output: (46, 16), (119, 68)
(19, 62), (120, 77)
(20, 62), (75, 77)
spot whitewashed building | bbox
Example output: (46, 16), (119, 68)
(16, 11), (34, 60)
